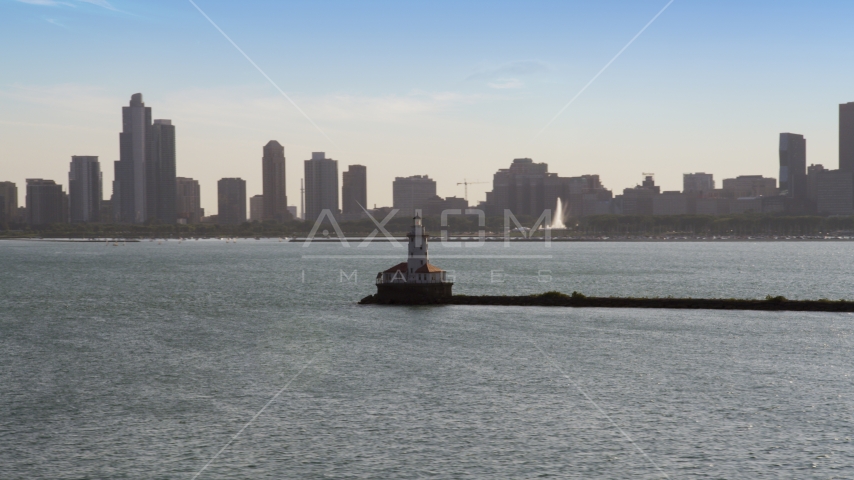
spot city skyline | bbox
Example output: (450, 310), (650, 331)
(5, 86), (854, 223)
(5, 1), (854, 212)
(7, 91), (854, 223)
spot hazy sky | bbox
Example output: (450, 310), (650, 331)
(2, 0), (854, 212)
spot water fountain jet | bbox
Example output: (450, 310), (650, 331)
(549, 198), (566, 229)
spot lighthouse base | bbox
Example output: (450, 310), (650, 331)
(362, 283), (454, 304)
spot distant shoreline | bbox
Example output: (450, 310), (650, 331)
(3, 236), (854, 242)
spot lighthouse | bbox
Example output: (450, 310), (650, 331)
(373, 215), (453, 302)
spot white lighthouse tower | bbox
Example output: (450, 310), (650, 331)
(408, 214), (428, 274)
(374, 214), (452, 301)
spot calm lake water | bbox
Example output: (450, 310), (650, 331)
(2, 239), (854, 478)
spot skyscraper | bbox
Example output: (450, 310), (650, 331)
(262, 140), (289, 221)
(779, 133), (807, 201)
(26, 179), (65, 225)
(115, 93), (152, 223)
(342, 164), (367, 215)
(111, 161), (121, 223)
(0, 181), (18, 224)
(807, 164), (826, 204)
(840, 102), (854, 173)
(815, 170), (854, 215)
(249, 195), (264, 222)
(393, 175), (436, 217)
(68, 156), (101, 223)
(146, 119), (176, 224)
(486, 158), (548, 216)
(175, 177), (202, 224)
(480, 160), (612, 218)
(304, 152), (339, 221)
(217, 178), (246, 225)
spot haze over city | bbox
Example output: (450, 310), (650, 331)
(4, 0), (854, 212)
(11, 2), (854, 479)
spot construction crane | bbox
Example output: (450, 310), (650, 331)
(456, 179), (488, 202)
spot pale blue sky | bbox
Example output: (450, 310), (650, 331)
(2, 0), (854, 211)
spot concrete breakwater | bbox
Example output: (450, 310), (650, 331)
(359, 291), (854, 312)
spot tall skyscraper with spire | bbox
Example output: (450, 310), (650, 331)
(115, 93), (151, 223)
(262, 140), (288, 221)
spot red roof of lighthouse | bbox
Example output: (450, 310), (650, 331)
(414, 263), (444, 273)
(383, 262), (408, 274)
